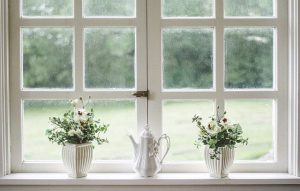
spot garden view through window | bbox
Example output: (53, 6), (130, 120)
(10, 0), (286, 171)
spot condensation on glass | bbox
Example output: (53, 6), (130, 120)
(23, 100), (136, 160)
(22, 0), (73, 17)
(163, 100), (214, 161)
(163, 28), (213, 90)
(84, 0), (136, 17)
(224, 0), (274, 17)
(225, 28), (274, 89)
(225, 99), (274, 161)
(162, 0), (214, 17)
(22, 28), (73, 89)
(85, 28), (136, 89)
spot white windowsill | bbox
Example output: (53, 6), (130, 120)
(0, 173), (299, 186)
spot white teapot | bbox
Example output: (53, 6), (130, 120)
(128, 126), (170, 177)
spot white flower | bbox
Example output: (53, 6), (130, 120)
(68, 129), (76, 136)
(70, 99), (79, 107)
(206, 121), (220, 134)
(53, 128), (64, 134)
(220, 117), (228, 124)
(74, 108), (88, 122)
(68, 129), (83, 137)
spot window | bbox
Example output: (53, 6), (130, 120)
(9, 0), (288, 173)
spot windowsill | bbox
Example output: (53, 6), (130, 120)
(0, 173), (299, 186)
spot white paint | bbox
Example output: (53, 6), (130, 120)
(0, 0), (10, 177)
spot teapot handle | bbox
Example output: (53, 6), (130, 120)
(158, 134), (171, 164)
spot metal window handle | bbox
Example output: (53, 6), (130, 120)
(132, 90), (149, 98)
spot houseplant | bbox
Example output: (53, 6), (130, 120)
(46, 97), (109, 178)
(192, 107), (248, 178)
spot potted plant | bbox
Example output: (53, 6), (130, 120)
(46, 97), (109, 178)
(192, 107), (248, 178)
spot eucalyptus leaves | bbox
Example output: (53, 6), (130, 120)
(192, 107), (248, 159)
(46, 97), (109, 146)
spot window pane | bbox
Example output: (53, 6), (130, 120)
(163, 28), (213, 89)
(163, 0), (213, 17)
(225, 99), (274, 161)
(224, 0), (274, 17)
(225, 28), (274, 89)
(91, 100), (136, 160)
(24, 100), (70, 160)
(23, 28), (73, 89)
(163, 100), (214, 161)
(22, 0), (73, 17)
(85, 28), (135, 89)
(24, 100), (136, 161)
(84, 0), (135, 17)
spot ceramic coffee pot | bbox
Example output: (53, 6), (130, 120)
(128, 126), (170, 177)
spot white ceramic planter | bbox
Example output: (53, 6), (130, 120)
(204, 146), (235, 178)
(62, 142), (93, 178)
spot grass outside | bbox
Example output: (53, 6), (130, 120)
(24, 99), (273, 161)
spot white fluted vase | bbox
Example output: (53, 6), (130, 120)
(62, 142), (93, 178)
(204, 146), (235, 178)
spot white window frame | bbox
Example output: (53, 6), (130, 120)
(8, 0), (148, 173)
(148, 0), (288, 172)
(0, 0), (299, 176)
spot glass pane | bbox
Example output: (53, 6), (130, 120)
(24, 100), (136, 160)
(163, 28), (213, 89)
(225, 28), (274, 89)
(225, 99), (274, 161)
(23, 28), (73, 89)
(163, 0), (213, 17)
(22, 0), (73, 17)
(85, 28), (135, 89)
(224, 0), (274, 17)
(24, 100), (70, 160)
(91, 100), (136, 160)
(163, 100), (214, 161)
(84, 0), (135, 17)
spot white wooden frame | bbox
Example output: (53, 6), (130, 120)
(0, 0), (10, 177)
(9, 0), (147, 173)
(148, 0), (288, 172)
(0, 0), (299, 175)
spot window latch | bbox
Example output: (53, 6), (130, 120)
(132, 90), (149, 98)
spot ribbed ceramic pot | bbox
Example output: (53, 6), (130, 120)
(62, 142), (93, 178)
(204, 146), (235, 178)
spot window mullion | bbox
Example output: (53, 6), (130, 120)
(74, 0), (84, 94)
(215, 0), (225, 114)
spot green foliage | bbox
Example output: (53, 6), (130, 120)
(163, 29), (213, 89)
(192, 110), (248, 159)
(46, 98), (109, 145)
(23, 28), (73, 88)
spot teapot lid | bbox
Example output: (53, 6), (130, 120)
(141, 125), (153, 138)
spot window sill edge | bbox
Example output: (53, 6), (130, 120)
(0, 173), (299, 186)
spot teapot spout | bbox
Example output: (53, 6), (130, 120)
(128, 134), (139, 159)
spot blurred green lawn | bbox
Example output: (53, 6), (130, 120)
(24, 99), (273, 161)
